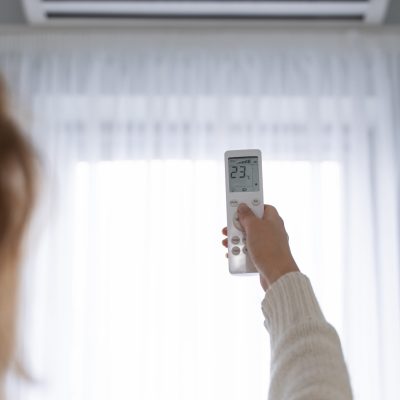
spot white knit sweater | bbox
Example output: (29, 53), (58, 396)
(262, 272), (353, 400)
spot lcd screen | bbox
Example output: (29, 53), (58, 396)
(228, 157), (260, 192)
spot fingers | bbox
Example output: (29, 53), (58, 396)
(224, 205), (283, 230)
(222, 228), (228, 258)
(237, 203), (258, 230)
(262, 204), (279, 220)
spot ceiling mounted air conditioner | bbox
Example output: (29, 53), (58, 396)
(21, 0), (391, 25)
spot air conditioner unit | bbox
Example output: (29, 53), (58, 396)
(21, 0), (390, 26)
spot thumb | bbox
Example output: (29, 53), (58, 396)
(237, 203), (257, 230)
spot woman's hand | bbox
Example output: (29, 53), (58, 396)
(222, 204), (299, 291)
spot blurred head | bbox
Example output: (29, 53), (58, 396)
(0, 77), (36, 392)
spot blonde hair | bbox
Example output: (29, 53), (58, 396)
(0, 77), (36, 396)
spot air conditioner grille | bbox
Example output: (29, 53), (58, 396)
(21, 0), (390, 25)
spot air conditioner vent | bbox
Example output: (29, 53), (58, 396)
(21, 0), (390, 25)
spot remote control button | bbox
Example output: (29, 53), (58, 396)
(230, 200), (239, 207)
(252, 199), (260, 206)
(231, 246), (241, 256)
(243, 246), (248, 254)
(231, 236), (240, 245)
(233, 212), (244, 231)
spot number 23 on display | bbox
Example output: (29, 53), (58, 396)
(230, 166), (246, 179)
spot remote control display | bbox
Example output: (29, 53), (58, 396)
(228, 157), (260, 193)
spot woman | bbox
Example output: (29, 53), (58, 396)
(0, 78), (36, 398)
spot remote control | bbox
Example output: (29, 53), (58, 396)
(224, 149), (264, 274)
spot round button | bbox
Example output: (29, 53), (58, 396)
(243, 246), (248, 255)
(231, 236), (240, 245)
(252, 199), (260, 206)
(233, 212), (244, 231)
(230, 200), (239, 207)
(231, 246), (241, 256)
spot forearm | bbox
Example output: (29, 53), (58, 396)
(262, 272), (353, 400)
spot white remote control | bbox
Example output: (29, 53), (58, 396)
(224, 149), (264, 274)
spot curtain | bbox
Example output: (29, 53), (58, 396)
(0, 29), (399, 400)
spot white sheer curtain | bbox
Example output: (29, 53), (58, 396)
(0, 30), (399, 400)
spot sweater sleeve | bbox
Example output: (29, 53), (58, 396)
(261, 272), (353, 400)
